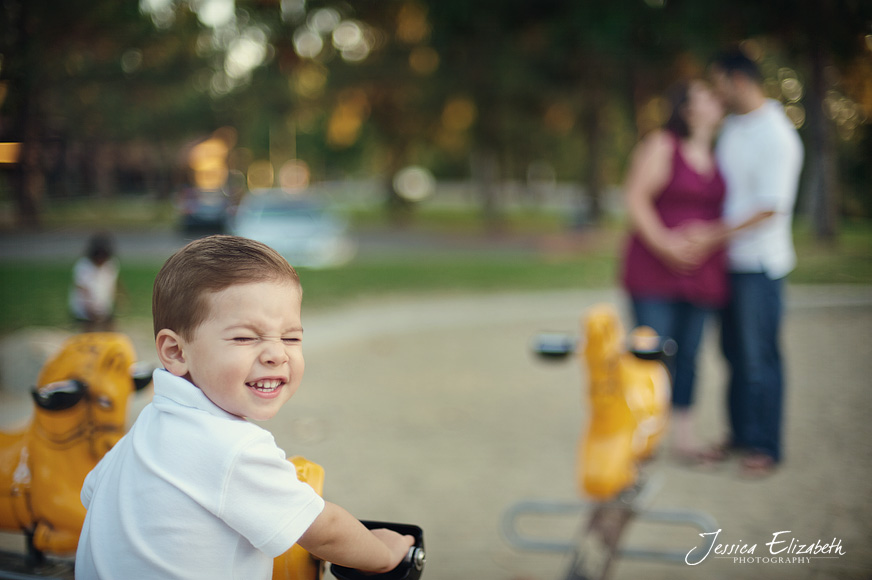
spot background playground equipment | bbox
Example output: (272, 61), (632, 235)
(502, 303), (718, 580)
(0, 333), (152, 571)
(0, 334), (424, 580)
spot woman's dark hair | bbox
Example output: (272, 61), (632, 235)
(663, 81), (692, 138)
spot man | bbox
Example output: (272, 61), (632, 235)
(708, 49), (804, 477)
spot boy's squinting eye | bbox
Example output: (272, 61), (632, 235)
(232, 336), (257, 343)
(282, 337), (302, 344)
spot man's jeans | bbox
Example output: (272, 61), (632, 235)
(631, 298), (711, 409)
(720, 273), (785, 462)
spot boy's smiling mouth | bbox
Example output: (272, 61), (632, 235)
(247, 379), (285, 394)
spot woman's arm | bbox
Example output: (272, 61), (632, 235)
(624, 131), (704, 273)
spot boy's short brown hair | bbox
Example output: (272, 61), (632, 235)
(153, 235), (300, 339)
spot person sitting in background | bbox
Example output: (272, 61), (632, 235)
(69, 232), (121, 332)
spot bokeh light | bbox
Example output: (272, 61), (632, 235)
(293, 28), (323, 59)
(195, 0), (236, 29)
(409, 47), (439, 75)
(393, 166), (436, 202)
(441, 97), (477, 132)
(120, 50), (143, 74)
(333, 21), (372, 63)
(327, 90), (370, 148)
(140, 0), (175, 28)
(308, 8), (341, 35)
(225, 27), (268, 80)
(824, 88), (865, 140)
(189, 136), (230, 189)
(292, 63), (328, 99)
(247, 160), (275, 190)
(778, 68), (803, 103)
(396, 2), (430, 44)
(279, 159), (311, 193)
(543, 102), (576, 135)
(784, 104), (806, 129)
(280, 0), (305, 23)
(0, 143), (21, 165)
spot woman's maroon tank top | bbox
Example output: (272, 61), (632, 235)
(621, 135), (728, 307)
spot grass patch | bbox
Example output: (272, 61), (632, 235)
(36, 196), (178, 230)
(790, 220), (872, 284)
(0, 254), (618, 335)
(0, 217), (869, 337)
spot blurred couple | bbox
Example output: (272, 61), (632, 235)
(619, 49), (804, 477)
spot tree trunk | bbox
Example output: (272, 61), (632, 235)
(803, 1), (839, 241)
(3, 0), (42, 228)
(579, 67), (607, 228)
(470, 148), (502, 231)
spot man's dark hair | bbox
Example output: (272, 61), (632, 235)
(711, 48), (764, 84)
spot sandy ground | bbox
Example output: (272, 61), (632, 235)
(1, 284), (870, 580)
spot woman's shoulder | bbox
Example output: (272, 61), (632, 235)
(632, 129), (676, 167)
(641, 129), (677, 151)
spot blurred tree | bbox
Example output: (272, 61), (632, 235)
(1, 0), (869, 236)
(0, 0), (223, 226)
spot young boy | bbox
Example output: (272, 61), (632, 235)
(75, 235), (413, 579)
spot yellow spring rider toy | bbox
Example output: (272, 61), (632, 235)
(501, 304), (718, 580)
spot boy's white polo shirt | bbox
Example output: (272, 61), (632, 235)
(76, 369), (325, 580)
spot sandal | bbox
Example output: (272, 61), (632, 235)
(740, 453), (778, 479)
(696, 442), (735, 463)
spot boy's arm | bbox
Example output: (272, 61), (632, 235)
(297, 501), (414, 573)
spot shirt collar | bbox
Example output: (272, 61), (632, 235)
(152, 368), (241, 421)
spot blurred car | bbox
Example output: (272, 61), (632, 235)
(177, 187), (236, 234)
(229, 189), (356, 268)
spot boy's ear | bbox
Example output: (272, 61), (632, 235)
(156, 329), (188, 377)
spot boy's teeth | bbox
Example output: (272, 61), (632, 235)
(251, 380), (281, 390)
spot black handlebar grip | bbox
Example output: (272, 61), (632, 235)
(531, 333), (577, 360)
(331, 521), (425, 580)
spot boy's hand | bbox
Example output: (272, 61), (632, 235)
(370, 528), (415, 572)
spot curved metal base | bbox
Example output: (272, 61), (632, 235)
(501, 478), (719, 580)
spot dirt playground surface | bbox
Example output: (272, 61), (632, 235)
(1, 284), (870, 580)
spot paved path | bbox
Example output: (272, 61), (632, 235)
(1, 285), (871, 580)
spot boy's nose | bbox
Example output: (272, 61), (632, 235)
(260, 342), (289, 365)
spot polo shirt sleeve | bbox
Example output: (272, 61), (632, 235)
(218, 432), (325, 557)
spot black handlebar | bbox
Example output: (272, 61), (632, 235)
(331, 521), (426, 580)
(531, 331), (676, 362)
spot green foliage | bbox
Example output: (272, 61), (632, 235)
(2, 0), (871, 225)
